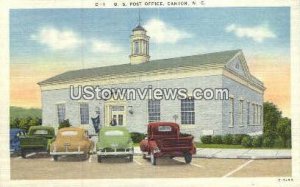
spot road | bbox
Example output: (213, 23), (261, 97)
(10, 153), (291, 179)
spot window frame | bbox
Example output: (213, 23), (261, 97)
(148, 100), (161, 123)
(80, 103), (89, 125)
(239, 100), (244, 126)
(229, 97), (234, 127)
(181, 98), (195, 125)
(57, 103), (66, 124)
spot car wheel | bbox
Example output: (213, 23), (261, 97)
(97, 155), (102, 163)
(53, 155), (59, 161)
(21, 149), (26, 158)
(82, 153), (89, 160)
(184, 153), (192, 164)
(129, 155), (133, 162)
(150, 152), (156, 165)
(142, 154), (147, 159)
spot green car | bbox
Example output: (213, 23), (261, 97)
(20, 126), (55, 158)
(96, 126), (134, 163)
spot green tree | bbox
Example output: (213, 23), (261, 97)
(277, 117), (291, 147)
(19, 117), (30, 131)
(10, 117), (20, 128)
(263, 102), (282, 139)
(28, 117), (42, 128)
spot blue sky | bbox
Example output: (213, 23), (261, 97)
(10, 8), (290, 68)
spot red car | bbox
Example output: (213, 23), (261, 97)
(140, 122), (196, 165)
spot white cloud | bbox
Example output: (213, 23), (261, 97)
(31, 27), (83, 50)
(225, 24), (276, 43)
(144, 19), (192, 44)
(31, 26), (123, 54)
(90, 40), (122, 53)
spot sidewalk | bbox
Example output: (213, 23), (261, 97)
(133, 147), (291, 159)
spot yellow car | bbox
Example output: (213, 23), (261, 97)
(50, 127), (94, 161)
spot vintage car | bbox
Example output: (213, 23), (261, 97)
(10, 128), (26, 154)
(19, 126), (55, 158)
(140, 122), (196, 165)
(96, 126), (134, 163)
(50, 127), (94, 161)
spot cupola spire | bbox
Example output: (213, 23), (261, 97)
(129, 11), (150, 64)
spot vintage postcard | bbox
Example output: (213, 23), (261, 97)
(0, 0), (300, 187)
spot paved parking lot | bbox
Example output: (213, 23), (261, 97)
(10, 153), (291, 179)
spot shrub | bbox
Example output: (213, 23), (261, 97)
(273, 137), (285, 148)
(262, 136), (274, 147)
(222, 134), (233, 145)
(201, 135), (212, 144)
(252, 135), (263, 147)
(130, 132), (146, 143)
(58, 119), (71, 129)
(241, 136), (253, 147)
(212, 135), (223, 144)
(232, 134), (247, 145)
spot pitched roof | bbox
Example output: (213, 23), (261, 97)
(38, 49), (240, 85)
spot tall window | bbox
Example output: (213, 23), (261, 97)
(239, 100), (244, 126)
(80, 103), (89, 124)
(181, 98), (195, 125)
(57, 104), (66, 124)
(252, 103), (256, 124)
(148, 100), (160, 122)
(260, 105), (263, 125)
(247, 102), (250, 125)
(134, 41), (139, 54)
(229, 97), (234, 127)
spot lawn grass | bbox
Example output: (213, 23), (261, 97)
(195, 142), (291, 149)
(195, 143), (245, 149)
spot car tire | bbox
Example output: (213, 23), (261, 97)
(21, 149), (26, 158)
(142, 154), (147, 159)
(97, 155), (102, 163)
(82, 153), (89, 160)
(150, 152), (156, 166)
(53, 155), (59, 161)
(129, 155), (133, 162)
(184, 153), (192, 164)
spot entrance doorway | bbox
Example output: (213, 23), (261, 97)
(104, 102), (127, 126)
(111, 106), (125, 126)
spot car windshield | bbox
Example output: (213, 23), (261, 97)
(33, 129), (48, 135)
(104, 130), (124, 136)
(61, 131), (78, 136)
(158, 126), (172, 132)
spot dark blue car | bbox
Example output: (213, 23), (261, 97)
(10, 128), (26, 154)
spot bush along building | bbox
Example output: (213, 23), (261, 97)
(38, 24), (265, 141)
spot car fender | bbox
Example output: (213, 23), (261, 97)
(148, 140), (159, 151)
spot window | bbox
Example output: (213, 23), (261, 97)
(247, 102), (250, 125)
(229, 97), (234, 127)
(181, 98), (195, 125)
(252, 103), (256, 124)
(260, 105), (263, 125)
(239, 100), (244, 126)
(57, 104), (65, 124)
(148, 100), (160, 122)
(146, 41), (149, 55)
(134, 41), (139, 54)
(80, 103), (89, 124)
